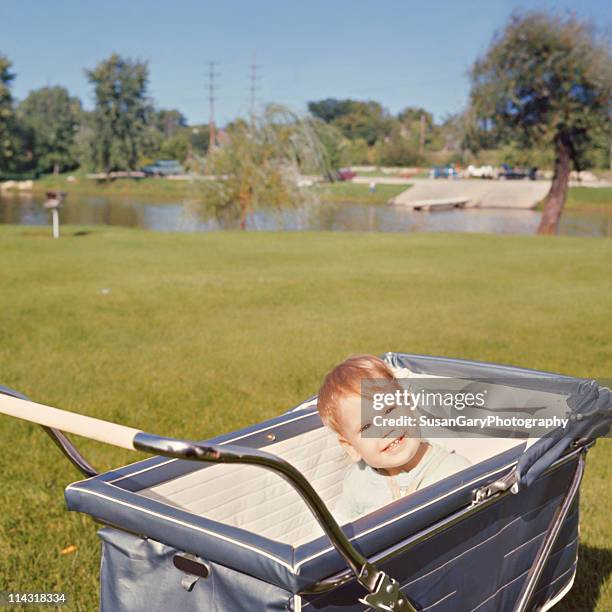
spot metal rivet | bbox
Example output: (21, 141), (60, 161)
(266, 434), (276, 441)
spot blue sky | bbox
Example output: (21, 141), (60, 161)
(1, 1), (609, 126)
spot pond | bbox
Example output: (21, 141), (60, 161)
(1, 192), (611, 237)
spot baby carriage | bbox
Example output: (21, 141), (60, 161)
(1, 352), (610, 611)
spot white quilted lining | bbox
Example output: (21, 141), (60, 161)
(139, 427), (526, 546)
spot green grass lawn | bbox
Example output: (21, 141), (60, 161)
(314, 181), (409, 204)
(0, 226), (610, 610)
(566, 187), (612, 210)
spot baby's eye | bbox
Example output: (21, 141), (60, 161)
(384, 404), (398, 415)
(359, 422), (371, 433)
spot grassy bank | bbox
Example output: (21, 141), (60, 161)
(26, 173), (612, 209)
(32, 172), (195, 200)
(31, 173), (409, 205)
(355, 170), (430, 179)
(0, 227), (610, 610)
(566, 186), (612, 210)
(314, 181), (408, 204)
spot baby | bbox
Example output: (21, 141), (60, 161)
(317, 355), (470, 524)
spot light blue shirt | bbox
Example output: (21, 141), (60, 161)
(334, 443), (471, 524)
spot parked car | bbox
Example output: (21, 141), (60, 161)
(430, 165), (459, 179)
(141, 160), (185, 177)
(467, 164), (495, 179)
(498, 164), (538, 180)
(336, 168), (356, 181)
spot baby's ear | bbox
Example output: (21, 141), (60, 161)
(338, 436), (362, 463)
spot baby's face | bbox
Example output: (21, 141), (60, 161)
(335, 392), (421, 471)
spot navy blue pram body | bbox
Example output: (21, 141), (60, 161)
(62, 353), (607, 611)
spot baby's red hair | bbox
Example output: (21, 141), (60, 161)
(317, 355), (398, 432)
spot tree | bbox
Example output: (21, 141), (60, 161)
(188, 124), (211, 157)
(468, 11), (612, 234)
(376, 128), (421, 166)
(0, 54), (18, 173)
(154, 109), (187, 140)
(18, 86), (82, 174)
(308, 98), (393, 145)
(397, 107), (436, 157)
(339, 137), (370, 166)
(310, 119), (344, 177)
(159, 133), (190, 162)
(199, 105), (330, 229)
(86, 54), (151, 173)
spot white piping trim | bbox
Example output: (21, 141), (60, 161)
(373, 495), (560, 587)
(503, 530), (547, 558)
(108, 410), (316, 484)
(300, 490), (578, 609)
(539, 566), (576, 611)
(65, 483), (295, 571)
(288, 398), (318, 412)
(295, 460), (519, 570)
(301, 556), (578, 610)
(405, 518), (518, 587)
(107, 458), (177, 483)
(469, 541), (578, 612)
(422, 590), (456, 610)
(401, 503), (576, 589)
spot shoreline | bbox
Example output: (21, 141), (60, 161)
(0, 176), (610, 209)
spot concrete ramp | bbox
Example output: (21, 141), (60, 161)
(389, 179), (551, 209)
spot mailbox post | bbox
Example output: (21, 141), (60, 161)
(43, 191), (67, 239)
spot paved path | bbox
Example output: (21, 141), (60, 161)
(382, 178), (551, 209)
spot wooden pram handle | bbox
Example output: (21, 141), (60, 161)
(0, 393), (142, 451)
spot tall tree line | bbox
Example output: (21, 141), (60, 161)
(0, 53), (206, 177)
(1, 6), (610, 195)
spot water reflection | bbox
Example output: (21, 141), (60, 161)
(1, 192), (610, 237)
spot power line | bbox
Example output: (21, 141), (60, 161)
(206, 61), (220, 148)
(249, 53), (261, 123)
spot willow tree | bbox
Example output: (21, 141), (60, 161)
(468, 11), (612, 234)
(199, 105), (330, 229)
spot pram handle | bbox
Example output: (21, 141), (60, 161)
(0, 391), (416, 612)
(0, 386), (98, 478)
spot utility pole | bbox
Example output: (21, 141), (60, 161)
(249, 53), (260, 124)
(207, 61), (219, 150)
(419, 113), (426, 158)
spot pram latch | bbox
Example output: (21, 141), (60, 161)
(472, 470), (519, 503)
(358, 563), (416, 611)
